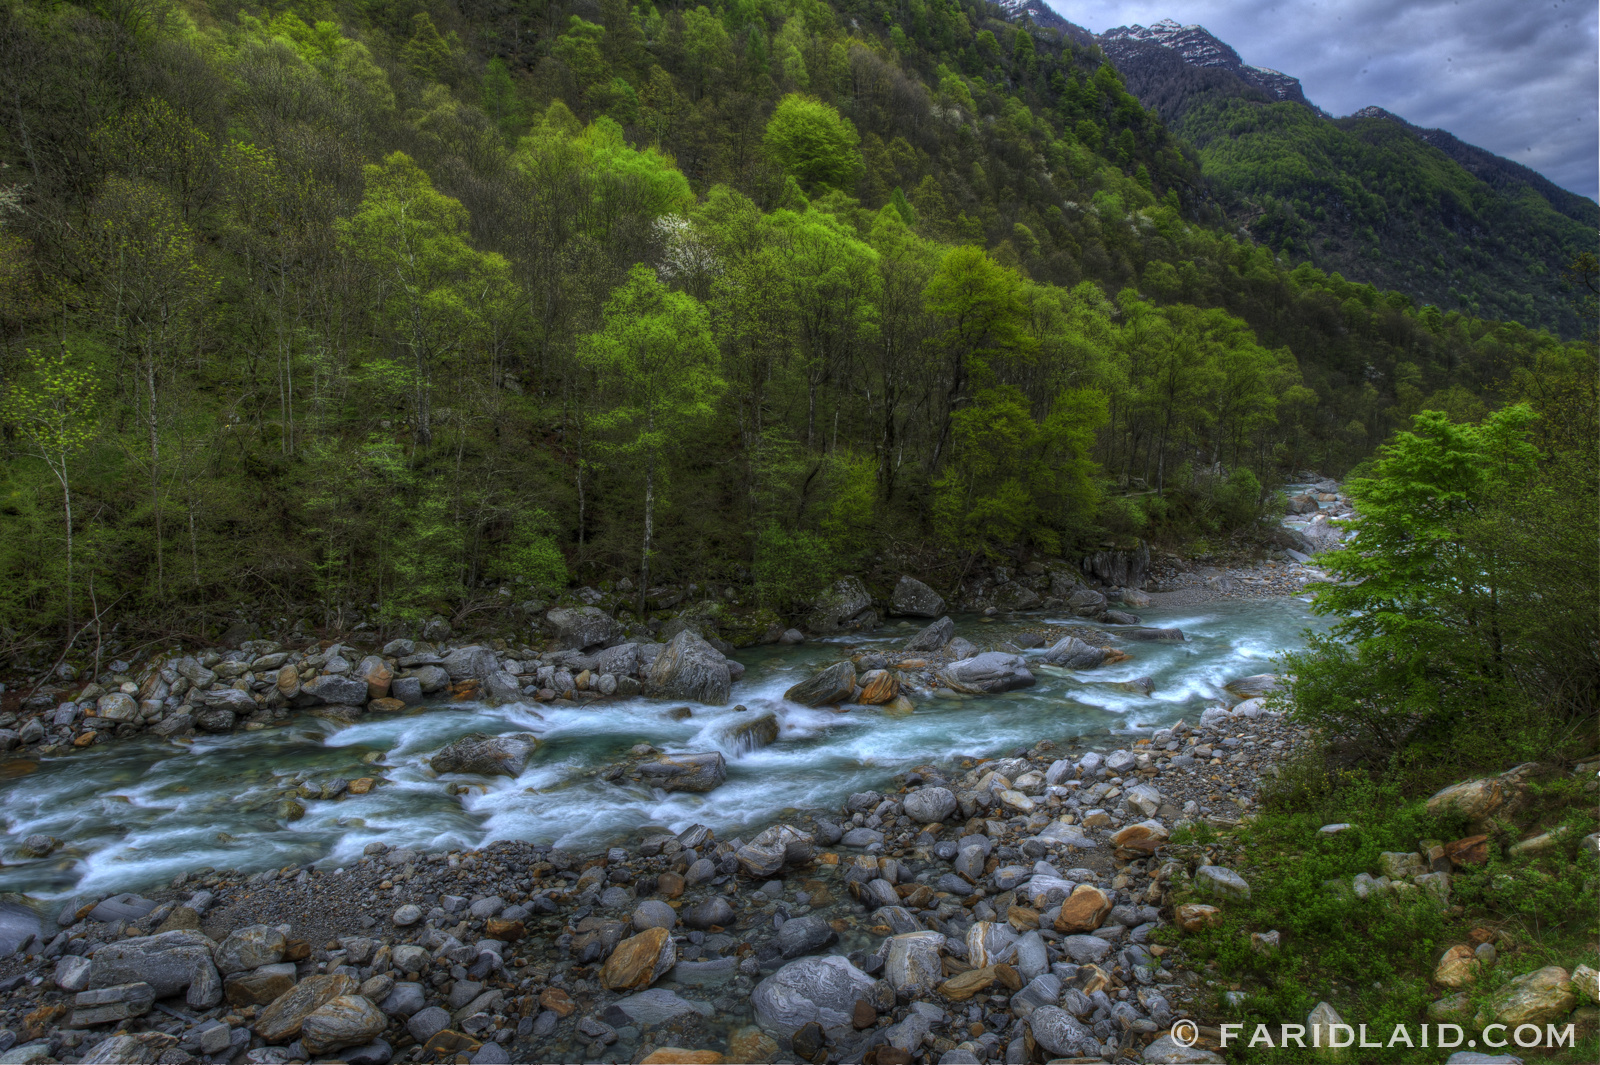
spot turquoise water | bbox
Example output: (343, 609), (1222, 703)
(0, 598), (1329, 903)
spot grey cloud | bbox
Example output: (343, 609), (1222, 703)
(1057, 0), (1598, 200)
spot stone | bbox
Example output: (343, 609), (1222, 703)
(736, 824), (813, 877)
(216, 925), (286, 974)
(87, 930), (217, 999)
(966, 922), (1017, 968)
(647, 631), (731, 705)
(1379, 852), (1427, 880)
(600, 927), (675, 991)
(380, 983), (425, 1018)
(255, 973), (357, 1043)
(775, 916), (837, 959)
(882, 931), (944, 996)
(1226, 674), (1279, 697)
(1175, 904), (1222, 932)
(1123, 627), (1185, 642)
(195, 706), (239, 732)
(1062, 935), (1113, 964)
(1426, 778), (1505, 822)
(1124, 783), (1162, 818)
(1142, 1034), (1226, 1063)
(728, 1028), (779, 1062)
(1055, 885), (1113, 933)
(938, 652), (1035, 694)
(546, 606), (620, 651)
(201, 687), (258, 714)
(1444, 835), (1490, 866)
(858, 669), (899, 704)
(78, 1033), (179, 1064)
(68, 983), (156, 1027)
(55, 955), (93, 993)
(225, 963), (297, 1006)
(903, 787), (958, 824)
(632, 900), (677, 932)
(639, 1051), (722, 1064)
(751, 955), (877, 1038)
(606, 988), (714, 1028)
(96, 693), (139, 721)
(891, 576), (946, 617)
(682, 898), (734, 931)
(88, 894), (158, 923)
(1435, 946), (1479, 988)
(1307, 1001), (1343, 1053)
(939, 966), (997, 1000)
(300, 674), (369, 706)
(1474, 966), (1576, 1028)
(903, 616), (955, 653)
(406, 1007), (451, 1044)
(640, 751), (727, 793)
(428, 733), (540, 777)
(1042, 636), (1107, 669)
(1027, 1006), (1096, 1058)
(783, 661), (856, 707)
(300, 995), (387, 1055)
(392, 904), (422, 928)
(1194, 866), (1251, 901)
(718, 710), (779, 753)
(806, 576), (874, 634)
(1250, 930), (1281, 954)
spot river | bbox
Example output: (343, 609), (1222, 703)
(0, 596), (1331, 910)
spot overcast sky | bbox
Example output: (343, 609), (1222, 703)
(1054, 0), (1599, 201)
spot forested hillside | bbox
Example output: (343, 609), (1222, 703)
(1102, 26), (1599, 337)
(0, 0), (1590, 648)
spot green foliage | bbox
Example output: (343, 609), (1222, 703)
(752, 523), (835, 610)
(763, 94), (863, 191)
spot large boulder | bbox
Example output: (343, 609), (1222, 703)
(88, 931), (219, 1005)
(215, 926), (286, 975)
(1041, 636), (1107, 669)
(300, 996), (387, 1056)
(806, 577), (874, 634)
(882, 931), (944, 996)
(1474, 966), (1576, 1028)
(1122, 627), (1185, 642)
(441, 646), (497, 682)
(1028, 1006), (1098, 1059)
(646, 631), (731, 705)
(1066, 588), (1107, 617)
(903, 787), (958, 824)
(546, 606), (621, 651)
(1226, 674), (1279, 697)
(255, 974), (357, 1043)
(428, 733), (540, 777)
(299, 674), (369, 706)
(717, 710), (780, 754)
(752, 955), (877, 1038)
(784, 661), (856, 707)
(736, 824), (815, 878)
(356, 655), (392, 699)
(890, 577), (946, 618)
(903, 616), (955, 653)
(992, 581), (1041, 611)
(639, 752), (726, 793)
(938, 652), (1035, 694)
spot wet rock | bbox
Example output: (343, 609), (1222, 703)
(380, 983), (425, 1018)
(88, 930), (218, 1001)
(682, 899), (734, 931)
(1041, 637), (1107, 669)
(77, 1033), (178, 1064)
(1067, 588), (1107, 616)
(1142, 1034), (1225, 1063)
(806, 576), (874, 634)
(718, 710), (779, 753)
(903, 786), (958, 824)
(68, 982), (157, 1027)
(938, 652), (1035, 694)
(546, 607), (621, 651)
(428, 733), (540, 777)
(255, 973), (357, 1043)
(737, 824), (814, 877)
(1054, 886), (1113, 933)
(216, 925), (286, 974)
(882, 931), (944, 996)
(903, 616), (955, 653)
(776, 916), (838, 959)
(784, 661), (856, 707)
(891, 577), (946, 618)
(225, 963), (297, 1006)
(195, 707), (239, 732)
(1123, 627), (1184, 642)
(301, 674), (369, 706)
(631, 901), (677, 932)
(647, 631), (731, 705)
(600, 927), (676, 991)
(751, 955), (877, 1038)
(1027, 1005), (1097, 1058)
(858, 670), (899, 704)
(604, 988), (713, 1028)
(301, 995), (387, 1055)
(406, 1007), (451, 1044)
(88, 893), (157, 922)
(640, 751), (727, 793)
(966, 922), (1017, 968)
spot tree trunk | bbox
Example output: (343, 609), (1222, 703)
(639, 448), (655, 620)
(145, 355), (163, 597)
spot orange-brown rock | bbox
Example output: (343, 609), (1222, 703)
(1006, 906), (1040, 931)
(657, 872), (685, 898)
(254, 974), (355, 1043)
(486, 918), (525, 941)
(1445, 835), (1489, 865)
(600, 926), (674, 991)
(639, 1051), (723, 1064)
(994, 963), (1022, 991)
(728, 1028), (778, 1062)
(360, 659), (393, 700)
(73, 731), (98, 747)
(1175, 904), (1223, 933)
(939, 966), (998, 1001)
(1435, 945), (1480, 988)
(347, 777), (376, 795)
(366, 698), (406, 713)
(423, 1031), (481, 1056)
(859, 670), (900, 705)
(1054, 885), (1113, 933)
(539, 988), (575, 1017)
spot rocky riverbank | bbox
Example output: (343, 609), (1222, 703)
(0, 679), (1307, 1065)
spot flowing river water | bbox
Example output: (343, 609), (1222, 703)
(0, 597), (1332, 915)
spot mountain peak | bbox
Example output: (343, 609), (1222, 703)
(994, 0), (1094, 43)
(1100, 19), (1310, 107)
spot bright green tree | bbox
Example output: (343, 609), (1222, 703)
(2, 347), (100, 636)
(763, 94), (862, 191)
(578, 266), (725, 614)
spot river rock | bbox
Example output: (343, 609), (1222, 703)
(78, 1032), (179, 1064)
(68, 983), (157, 1027)
(632, 901), (677, 932)
(806, 576), (873, 634)
(891, 577), (945, 617)
(1195, 866), (1252, 901)
(718, 710), (779, 753)
(255, 973), (357, 1043)
(1029, 1005), (1097, 1057)
(775, 915), (837, 959)
(751, 955), (877, 1038)
(1123, 627), (1185, 642)
(600, 927), (676, 991)
(356, 656), (392, 699)
(681, 898), (734, 931)
(1474, 966), (1576, 1028)
(1227, 673), (1279, 697)
(1174, 904), (1222, 932)
(1142, 1033), (1225, 1063)
(225, 963), (298, 1006)
(1041, 636), (1107, 669)
(883, 931), (944, 995)
(903, 787), (958, 824)
(95, 693), (139, 721)
(1055, 886), (1113, 933)
(938, 652), (1035, 694)
(1426, 777), (1507, 822)
(640, 751), (726, 792)
(1067, 588), (1107, 616)
(300, 674), (369, 706)
(641, 631), (727, 705)
(903, 616), (955, 653)
(605, 988), (713, 1028)
(546, 607), (621, 651)
(215, 925), (286, 974)
(88, 930), (218, 1000)
(737, 824), (814, 877)
(858, 669), (899, 704)
(784, 661), (856, 706)
(411, 666), (449, 694)
(441, 647), (496, 682)
(300, 995), (387, 1055)
(405, 1006), (451, 1044)
(381, 983), (426, 1018)
(429, 733), (540, 777)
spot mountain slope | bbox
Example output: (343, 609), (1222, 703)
(1087, 17), (1596, 337)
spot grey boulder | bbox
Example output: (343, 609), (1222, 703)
(545, 606), (621, 651)
(646, 631), (731, 705)
(806, 576), (874, 634)
(903, 787), (958, 824)
(903, 616), (955, 653)
(751, 955), (877, 1037)
(638, 751), (726, 793)
(783, 661), (856, 707)
(1028, 1005), (1098, 1058)
(891, 577), (946, 618)
(775, 915), (838, 959)
(736, 824), (814, 878)
(87, 931), (218, 1002)
(1041, 636), (1108, 669)
(938, 652), (1035, 694)
(428, 733), (540, 777)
